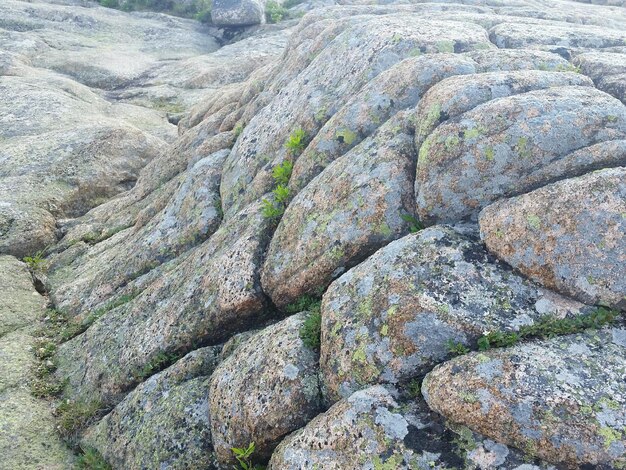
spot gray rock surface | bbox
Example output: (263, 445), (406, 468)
(212, 0), (266, 26)
(416, 86), (626, 224)
(423, 327), (626, 468)
(480, 167), (626, 309)
(2, 0), (626, 468)
(262, 113), (416, 309)
(209, 313), (322, 464)
(320, 225), (589, 403)
(0, 256), (74, 470)
(82, 346), (221, 470)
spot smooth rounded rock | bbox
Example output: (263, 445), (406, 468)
(209, 313), (322, 464)
(479, 167), (626, 309)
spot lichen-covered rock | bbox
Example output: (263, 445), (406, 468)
(262, 114), (416, 309)
(416, 86), (626, 224)
(211, 0), (265, 26)
(209, 313), (322, 464)
(422, 328), (626, 468)
(488, 21), (626, 50)
(269, 384), (553, 470)
(320, 225), (589, 403)
(220, 13), (492, 217)
(574, 51), (626, 103)
(289, 54), (479, 192)
(82, 346), (221, 470)
(268, 385), (419, 470)
(479, 167), (626, 310)
(0, 256), (75, 469)
(414, 70), (593, 150)
(47, 149), (228, 316)
(54, 199), (273, 406)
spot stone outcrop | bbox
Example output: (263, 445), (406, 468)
(422, 328), (626, 468)
(0, 256), (74, 470)
(1, 0), (626, 468)
(480, 167), (626, 310)
(320, 225), (589, 403)
(209, 313), (322, 465)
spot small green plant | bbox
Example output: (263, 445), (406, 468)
(401, 213), (424, 233)
(299, 311), (322, 350)
(446, 339), (470, 356)
(261, 198), (285, 221)
(407, 378), (421, 398)
(285, 293), (322, 314)
(56, 399), (106, 445)
(285, 128), (307, 156)
(262, 160), (295, 222)
(265, 1), (287, 23)
(233, 123), (245, 138)
(272, 160), (293, 186)
(132, 350), (181, 381)
(23, 250), (47, 273)
(77, 447), (112, 470)
(231, 442), (265, 470)
(477, 307), (619, 351)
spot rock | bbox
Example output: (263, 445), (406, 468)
(82, 346), (221, 470)
(488, 21), (626, 50)
(0, 256), (75, 469)
(479, 167), (626, 310)
(422, 327), (626, 468)
(47, 149), (228, 317)
(574, 51), (626, 103)
(220, 13), (492, 217)
(269, 384), (552, 469)
(0, 0), (286, 258)
(414, 70), (593, 150)
(416, 86), (626, 224)
(54, 199), (273, 406)
(262, 114), (416, 309)
(289, 54), (479, 192)
(211, 0), (266, 26)
(209, 313), (322, 464)
(268, 385), (419, 470)
(320, 225), (589, 403)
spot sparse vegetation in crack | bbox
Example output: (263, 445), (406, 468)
(232, 441), (266, 470)
(55, 399), (108, 449)
(77, 446), (112, 470)
(131, 350), (182, 382)
(262, 160), (294, 223)
(401, 213), (424, 233)
(23, 249), (48, 274)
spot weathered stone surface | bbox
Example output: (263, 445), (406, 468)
(414, 70), (593, 150)
(262, 114), (416, 309)
(220, 13), (492, 217)
(422, 327), (626, 468)
(0, 256), (74, 470)
(47, 149), (227, 316)
(209, 313), (322, 464)
(268, 385), (419, 470)
(212, 0), (265, 26)
(289, 54), (479, 192)
(54, 199), (273, 406)
(269, 384), (552, 470)
(0, 0), (286, 258)
(82, 346), (221, 470)
(320, 226), (589, 403)
(479, 167), (626, 309)
(574, 51), (626, 103)
(416, 86), (626, 224)
(488, 21), (626, 50)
